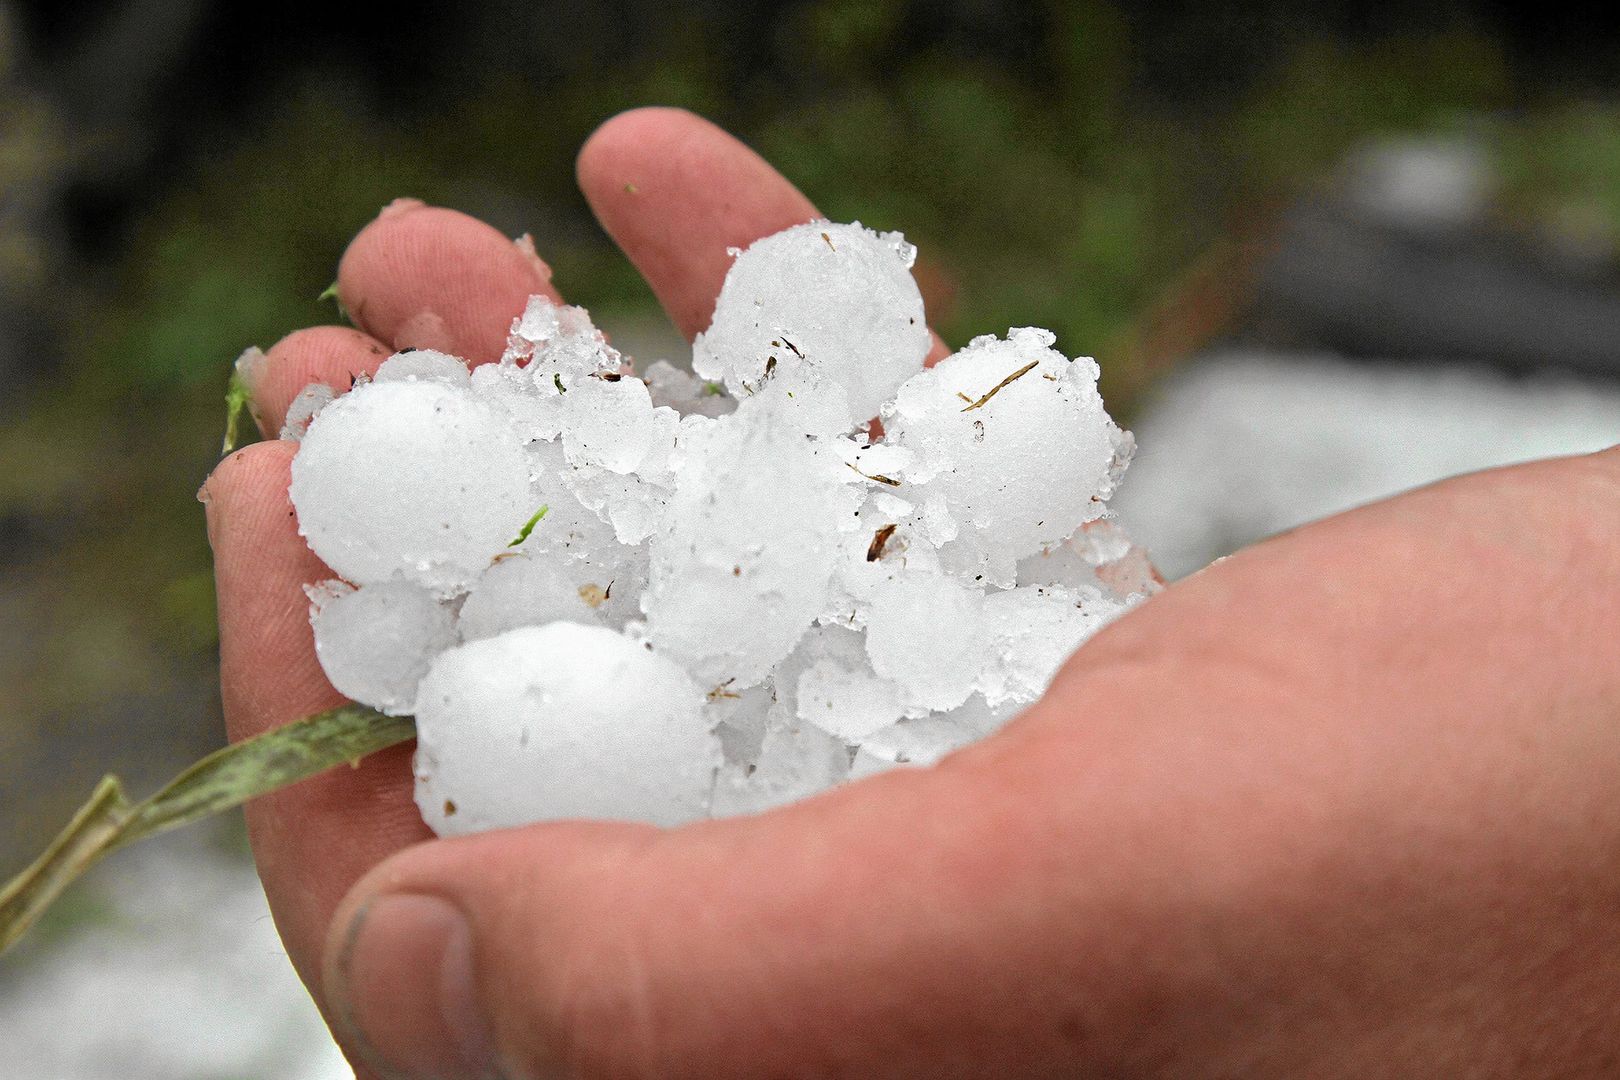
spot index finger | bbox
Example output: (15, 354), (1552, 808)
(577, 107), (950, 363)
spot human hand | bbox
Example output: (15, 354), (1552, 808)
(204, 107), (1620, 1078)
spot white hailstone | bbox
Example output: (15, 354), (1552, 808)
(851, 694), (1011, 776)
(505, 294), (563, 357)
(791, 623), (903, 741)
(709, 710), (853, 818)
(644, 359), (736, 418)
(518, 441), (652, 629)
(457, 552), (600, 641)
(883, 327), (1127, 586)
(373, 348), (471, 388)
(694, 221), (930, 434)
(526, 302), (624, 387)
(413, 623), (718, 834)
(561, 463), (672, 547)
(643, 401), (855, 689)
(284, 219), (1150, 834)
(308, 579), (456, 716)
(278, 382), (334, 441)
(467, 357), (563, 439)
(863, 570), (987, 714)
(290, 379), (540, 595)
(977, 583), (1121, 709)
(561, 373), (657, 474)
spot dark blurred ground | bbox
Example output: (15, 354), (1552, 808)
(3, 0), (1620, 871)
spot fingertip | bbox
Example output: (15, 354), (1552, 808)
(203, 437), (298, 547)
(378, 196), (426, 219)
(256, 326), (389, 435)
(576, 105), (710, 189)
(577, 107), (820, 340)
(204, 438), (339, 742)
(337, 204), (562, 364)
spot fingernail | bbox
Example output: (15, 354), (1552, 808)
(330, 893), (498, 1079)
(392, 309), (455, 354)
(379, 196), (427, 219)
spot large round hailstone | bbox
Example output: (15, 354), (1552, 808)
(693, 221), (930, 434)
(884, 327), (1124, 574)
(414, 623), (718, 834)
(456, 552), (600, 642)
(643, 403), (850, 689)
(309, 579), (456, 716)
(290, 379), (538, 595)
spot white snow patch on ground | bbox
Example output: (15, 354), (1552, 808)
(1114, 350), (1620, 579)
(0, 830), (347, 1080)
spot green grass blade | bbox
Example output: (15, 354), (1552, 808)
(0, 706), (416, 957)
(221, 366), (253, 454)
(0, 776), (135, 955)
(118, 706), (415, 847)
(507, 504), (549, 547)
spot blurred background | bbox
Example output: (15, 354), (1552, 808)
(4, 1), (1620, 1075)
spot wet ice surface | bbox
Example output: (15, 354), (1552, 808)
(1114, 350), (1620, 580)
(0, 831), (347, 1080)
(414, 623), (717, 834)
(288, 220), (1153, 832)
(693, 221), (931, 434)
(291, 378), (538, 595)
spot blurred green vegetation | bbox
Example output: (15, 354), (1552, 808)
(6, 0), (1620, 863)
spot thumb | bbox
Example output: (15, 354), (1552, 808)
(317, 761), (999, 1080)
(321, 820), (666, 1080)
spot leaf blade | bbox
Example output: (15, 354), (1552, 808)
(0, 705), (416, 956)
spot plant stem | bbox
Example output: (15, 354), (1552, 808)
(0, 705), (414, 956)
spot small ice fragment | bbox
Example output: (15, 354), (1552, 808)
(278, 382), (335, 442)
(709, 712), (852, 818)
(506, 294), (562, 356)
(863, 571), (986, 713)
(458, 552), (600, 641)
(308, 579), (456, 715)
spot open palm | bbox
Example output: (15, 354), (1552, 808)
(205, 108), (1620, 1079)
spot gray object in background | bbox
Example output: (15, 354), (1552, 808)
(1115, 350), (1620, 579)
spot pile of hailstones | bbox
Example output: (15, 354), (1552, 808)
(279, 221), (1158, 836)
